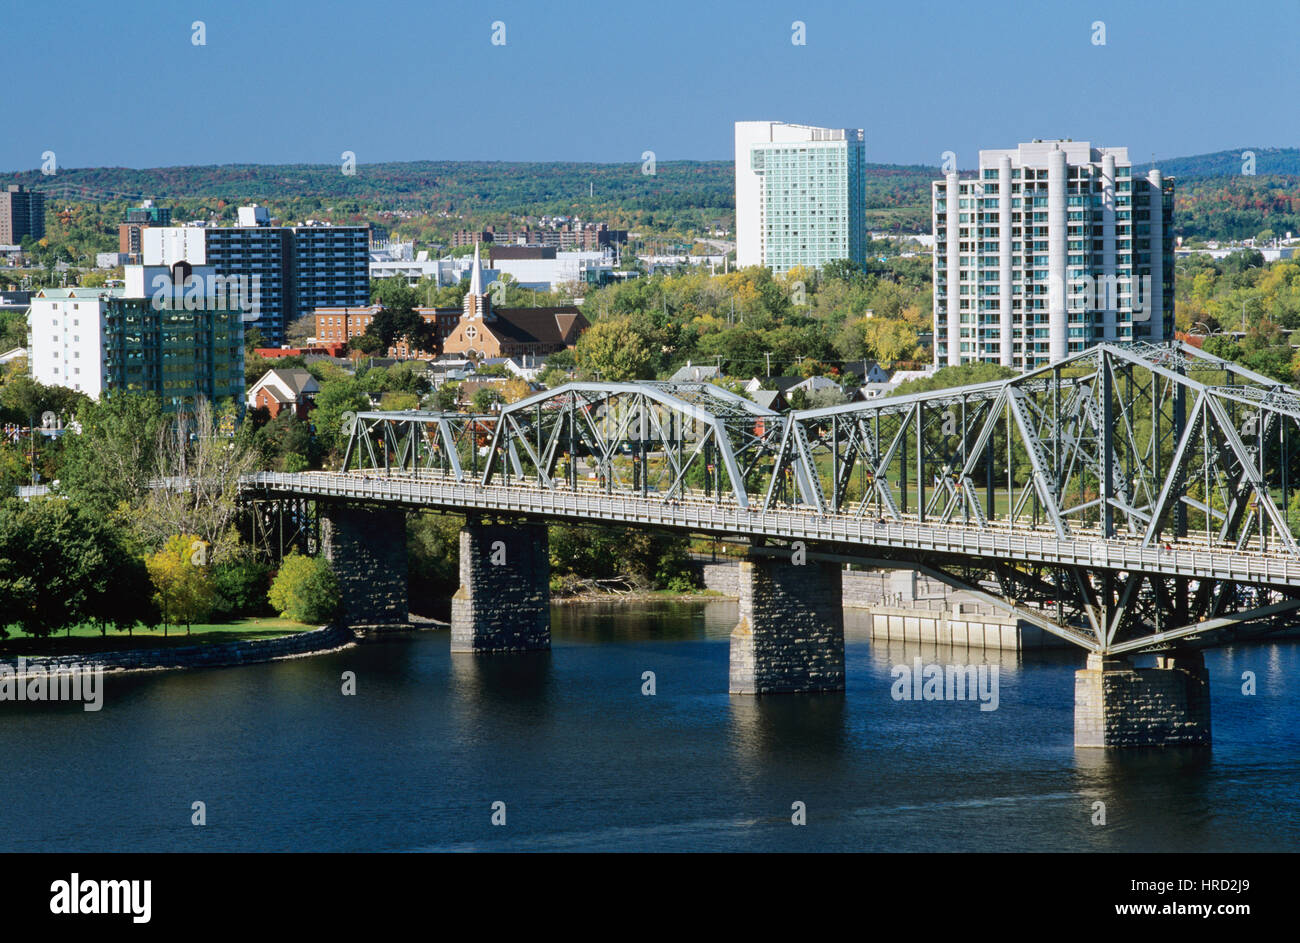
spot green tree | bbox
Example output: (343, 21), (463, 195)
(312, 378), (370, 463)
(268, 552), (340, 624)
(211, 555), (274, 619)
(348, 332), (383, 356)
(575, 316), (656, 380)
(58, 392), (165, 518)
(471, 386), (503, 412)
(255, 409), (318, 471)
(0, 499), (103, 637)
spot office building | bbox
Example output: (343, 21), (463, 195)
(0, 184), (45, 244)
(143, 205), (370, 346)
(932, 140), (1174, 369)
(734, 121), (866, 273)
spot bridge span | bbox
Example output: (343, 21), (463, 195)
(239, 342), (1300, 748)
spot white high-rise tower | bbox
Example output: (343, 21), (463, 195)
(734, 120), (866, 274)
(932, 140), (1174, 369)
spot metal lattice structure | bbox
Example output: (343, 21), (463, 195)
(269, 342), (1300, 655)
(763, 342), (1300, 651)
(478, 381), (782, 507)
(340, 410), (498, 481)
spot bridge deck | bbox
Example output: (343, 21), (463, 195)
(243, 471), (1300, 591)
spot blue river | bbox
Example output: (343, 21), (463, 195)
(2, 600), (1297, 852)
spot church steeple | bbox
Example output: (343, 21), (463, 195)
(463, 241), (492, 321)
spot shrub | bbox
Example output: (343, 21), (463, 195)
(268, 552), (341, 624)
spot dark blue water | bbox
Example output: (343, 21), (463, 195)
(2, 600), (1297, 851)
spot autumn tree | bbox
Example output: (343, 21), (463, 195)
(145, 533), (216, 635)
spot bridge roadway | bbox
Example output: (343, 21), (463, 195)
(242, 470), (1300, 593)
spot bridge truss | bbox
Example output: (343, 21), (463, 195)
(314, 342), (1300, 655)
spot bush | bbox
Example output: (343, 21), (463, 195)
(268, 552), (341, 624)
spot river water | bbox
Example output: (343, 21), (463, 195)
(1, 600), (1297, 852)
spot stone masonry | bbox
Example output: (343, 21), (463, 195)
(730, 557), (845, 694)
(320, 505), (409, 627)
(1074, 650), (1211, 748)
(451, 522), (551, 653)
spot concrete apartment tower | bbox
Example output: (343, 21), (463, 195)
(932, 140), (1174, 369)
(734, 121), (866, 274)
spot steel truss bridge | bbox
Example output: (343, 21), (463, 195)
(241, 342), (1300, 656)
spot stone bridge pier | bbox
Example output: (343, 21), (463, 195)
(451, 521), (551, 654)
(320, 504), (409, 627)
(730, 555), (845, 695)
(1074, 650), (1211, 748)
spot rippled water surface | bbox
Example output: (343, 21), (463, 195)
(2, 600), (1296, 851)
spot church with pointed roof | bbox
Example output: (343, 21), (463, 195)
(441, 243), (589, 360)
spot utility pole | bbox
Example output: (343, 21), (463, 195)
(765, 352), (771, 377)
(28, 413), (35, 487)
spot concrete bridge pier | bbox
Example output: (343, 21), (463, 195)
(730, 556), (845, 695)
(320, 505), (409, 627)
(451, 521), (551, 654)
(1074, 650), (1211, 748)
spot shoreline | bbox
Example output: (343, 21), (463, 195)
(0, 623), (361, 679)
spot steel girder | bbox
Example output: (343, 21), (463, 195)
(340, 410), (497, 482)
(479, 381), (781, 508)
(760, 341), (1300, 654)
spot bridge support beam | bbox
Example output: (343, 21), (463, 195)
(320, 505), (409, 627)
(451, 522), (551, 654)
(730, 557), (845, 694)
(1074, 651), (1211, 748)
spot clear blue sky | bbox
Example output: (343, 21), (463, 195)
(3, 0), (1295, 171)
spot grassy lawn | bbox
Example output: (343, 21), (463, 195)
(0, 616), (320, 658)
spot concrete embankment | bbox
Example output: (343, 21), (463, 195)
(690, 558), (1067, 651)
(2, 624), (359, 677)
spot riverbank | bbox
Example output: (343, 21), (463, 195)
(0, 617), (319, 658)
(0, 623), (358, 677)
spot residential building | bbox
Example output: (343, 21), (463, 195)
(143, 205), (370, 346)
(734, 121), (866, 273)
(118, 200), (172, 263)
(27, 264), (244, 409)
(671, 363), (723, 383)
(479, 354), (551, 382)
(932, 140), (1175, 369)
(454, 222), (627, 251)
(0, 290), (32, 315)
(246, 368), (320, 420)
(0, 184), (45, 244)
